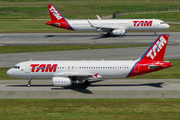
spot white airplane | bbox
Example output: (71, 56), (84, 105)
(46, 4), (169, 36)
(7, 34), (172, 89)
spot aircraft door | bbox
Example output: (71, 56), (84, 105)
(61, 22), (69, 28)
(153, 21), (157, 28)
(25, 63), (30, 73)
(65, 22), (69, 28)
(129, 21), (132, 28)
(134, 63), (139, 73)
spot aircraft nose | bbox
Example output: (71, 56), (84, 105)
(7, 69), (13, 77)
(166, 24), (170, 28)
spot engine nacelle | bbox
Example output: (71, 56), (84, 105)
(52, 77), (72, 87)
(112, 29), (125, 35)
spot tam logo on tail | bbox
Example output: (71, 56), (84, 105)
(46, 4), (74, 31)
(147, 36), (167, 60)
(49, 6), (62, 20)
(140, 34), (169, 61)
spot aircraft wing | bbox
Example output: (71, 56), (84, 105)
(87, 19), (127, 32)
(55, 72), (102, 79)
(88, 19), (114, 29)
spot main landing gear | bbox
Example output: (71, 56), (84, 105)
(80, 80), (90, 89)
(27, 78), (31, 87)
(105, 32), (111, 37)
(154, 30), (157, 36)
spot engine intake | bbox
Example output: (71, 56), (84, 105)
(52, 77), (72, 87)
(112, 29), (125, 35)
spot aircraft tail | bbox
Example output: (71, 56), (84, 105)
(46, 4), (74, 31)
(47, 4), (66, 22)
(140, 34), (169, 61)
(127, 34), (172, 78)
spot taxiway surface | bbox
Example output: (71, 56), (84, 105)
(0, 45), (179, 68)
(1, 79), (180, 98)
(0, 32), (180, 46)
(0, 32), (180, 68)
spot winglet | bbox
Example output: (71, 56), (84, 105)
(93, 73), (102, 78)
(96, 15), (101, 20)
(87, 19), (94, 27)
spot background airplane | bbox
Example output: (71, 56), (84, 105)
(46, 4), (169, 36)
(7, 34), (172, 89)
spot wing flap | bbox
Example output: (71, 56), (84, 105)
(56, 72), (102, 79)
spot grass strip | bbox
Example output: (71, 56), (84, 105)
(0, 1), (180, 32)
(0, 99), (180, 120)
(0, 45), (148, 54)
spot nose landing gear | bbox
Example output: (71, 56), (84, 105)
(27, 78), (31, 87)
(154, 30), (157, 36)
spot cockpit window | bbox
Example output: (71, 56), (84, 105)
(160, 22), (165, 24)
(13, 66), (20, 69)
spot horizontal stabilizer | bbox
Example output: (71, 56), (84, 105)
(148, 65), (163, 70)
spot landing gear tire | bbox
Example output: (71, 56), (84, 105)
(154, 30), (157, 36)
(105, 32), (111, 37)
(80, 84), (86, 89)
(80, 80), (90, 89)
(84, 80), (89, 86)
(27, 78), (32, 87)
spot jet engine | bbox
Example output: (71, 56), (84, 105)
(112, 29), (126, 35)
(52, 77), (73, 87)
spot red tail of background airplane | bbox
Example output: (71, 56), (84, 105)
(46, 4), (74, 30)
(47, 4), (66, 22)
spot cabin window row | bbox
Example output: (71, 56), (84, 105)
(31, 66), (129, 69)
(57, 66), (129, 69)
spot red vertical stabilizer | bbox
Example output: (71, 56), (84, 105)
(127, 34), (172, 77)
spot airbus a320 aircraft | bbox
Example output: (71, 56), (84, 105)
(46, 4), (169, 36)
(7, 34), (172, 89)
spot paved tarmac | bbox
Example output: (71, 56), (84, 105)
(0, 45), (179, 68)
(0, 32), (180, 68)
(1, 79), (180, 98)
(0, 32), (180, 46)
